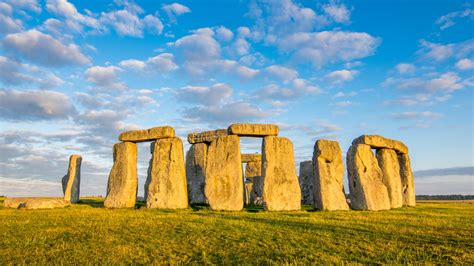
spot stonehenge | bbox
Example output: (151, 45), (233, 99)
(62, 154), (82, 203)
(92, 125), (415, 212)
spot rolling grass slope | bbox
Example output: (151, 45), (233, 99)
(0, 197), (473, 264)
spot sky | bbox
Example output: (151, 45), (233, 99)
(0, 0), (472, 197)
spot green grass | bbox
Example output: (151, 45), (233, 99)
(0, 197), (473, 264)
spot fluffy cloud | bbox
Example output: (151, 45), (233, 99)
(183, 101), (269, 124)
(395, 63), (416, 74)
(85, 66), (126, 90)
(455, 58), (474, 70)
(3, 30), (91, 67)
(215, 26), (234, 42)
(162, 2), (191, 23)
(327, 69), (358, 83)
(0, 89), (76, 121)
(0, 4), (23, 34)
(418, 40), (474, 62)
(323, 2), (351, 23)
(392, 111), (442, 120)
(435, 8), (474, 30)
(120, 53), (179, 72)
(383, 72), (467, 93)
(4, 0), (41, 13)
(45, 0), (100, 33)
(384, 93), (450, 106)
(175, 83), (232, 105)
(265, 65), (298, 81)
(175, 28), (220, 61)
(280, 31), (380, 67)
(253, 79), (321, 106)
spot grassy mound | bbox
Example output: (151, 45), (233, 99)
(0, 197), (472, 264)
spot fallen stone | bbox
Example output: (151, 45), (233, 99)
(298, 160), (314, 205)
(119, 126), (175, 142)
(347, 144), (391, 210)
(187, 129), (227, 144)
(4, 198), (69, 209)
(228, 123), (279, 137)
(262, 136), (301, 211)
(104, 142), (138, 208)
(3, 198), (27, 208)
(205, 135), (243, 211)
(376, 149), (403, 208)
(352, 135), (408, 154)
(399, 153), (416, 206)
(185, 143), (208, 205)
(146, 137), (188, 209)
(241, 153), (261, 163)
(61, 154), (82, 203)
(313, 140), (349, 211)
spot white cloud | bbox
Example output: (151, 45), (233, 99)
(118, 59), (146, 70)
(216, 26), (234, 42)
(162, 2), (191, 22)
(418, 40), (474, 62)
(455, 58), (474, 70)
(0, 7), (23, 34)
(183, 101), (269, 124)
(392, 111), (442, 120)
(174, 28), (220, 61)
(46, 0), (100, 33)
(4, 0), (41, 13)
(233, 38), (251, 56)
(176, 83), (232, 106)
(383, 72), (466, 93)
(395, 63), (416, 74)
(119, 53), (178, 72)
(3, 30), (91, 67)
(85, 66), (126, 90)
(436, 8), (474, 30)
(280, 31), (380, 67)
(265, 65), (298, 81)
(384, 93), (450, 106)
(0, 89), (76, 121)
(327, 69), (358, 83)
(253, 79), (321, 105)
(143, 14), (164, 35)
(333, 91), (357, 98)
(323, 2), (351, 23)
(100, 9), (144, 37)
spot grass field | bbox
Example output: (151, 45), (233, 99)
(1, 197), (473, 264)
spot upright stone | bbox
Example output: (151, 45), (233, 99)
(104, 142), (138, 208)
(61, 154), (82, 203)
(399, 153), (416, 206)
(347, 144), (391, 210)
(205, 135), (243, 211)
(244, 181), (253, 205)
(262, 136), (301, 211)
(185, 143), (208, 205)
(376, 149), (403, 208)
(146, 137), (188, 209)
(245, 160), (263, 205)
(298, 161), (314, 205)
(228, 123), (279, 137)
(313, 140), (349, 211)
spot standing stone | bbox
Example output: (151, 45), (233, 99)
(399, 153), (416, 206)
(313, 140), (349, 211)
(61, 154), (82, 203)
(104, 142), (138, 208)
(205, 135), (243, 211)
(185, 143), (208, 205)
(262, 136), (301, 211)
(146, 137), (188, 209)
(244, 181), (253, 205)
(376, 149), (403, 208)
(347, 144), (391, 210)
(245, 160), (263, 205)
(298, 161), (314, 205)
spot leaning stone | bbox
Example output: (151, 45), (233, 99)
(241, 153), (261, 163)
(244, 180), (253, 205)
(246, 160), (263, 205)
(313, 140), (349, 211)
(185, 143), (208, 205)
(228, 123), (279, 137)
(104, 142), (138, 208)
(187, 129), (227, 144)
(399, 153), (416, 206)
(298, 160), (314, 205)
(262, 136), (301, 211)
(205, 135), (243, 211)
(146, 137), (188, 209)
(24, 198), (69, 209)
(376, 149), (403, 208)
(352, 135), (408, 154)
(3, 198), (27, 208)
(119, 126), (175, 142)
(347, 144), (391, 210)
(61, 154), (82, 203)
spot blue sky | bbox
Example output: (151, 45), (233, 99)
(0, 0), (472, 197)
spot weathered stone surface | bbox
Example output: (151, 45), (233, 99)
(399, 153), (416, 206)
(241, 153), (261, 163)
(245, 160), (263, 205)
(61, 154), (82, 203)
(146, 137), (188, 209)
(262, 136), (301, 211)
(185, 143), (208, 205)
(4, 198), (69, 209)
(244, 181), (253, 205)
(347, 144), (391, 210)
(205, 135), (243, 211)
(352, 135), (408, 154)
(119, 126), (175, 142)
(228, 123), (279, 137)
(187, 129), (227, 144)
(313, 140), (349, 211)
(299, 160), (314, 205)
(104, 142), (138, 208)
(376, 149), (403, 208)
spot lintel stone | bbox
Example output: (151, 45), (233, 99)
(228, 123), (279, 137)
(119, 126), (175, 142)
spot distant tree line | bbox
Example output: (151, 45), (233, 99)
(416, 195), (474, 200)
